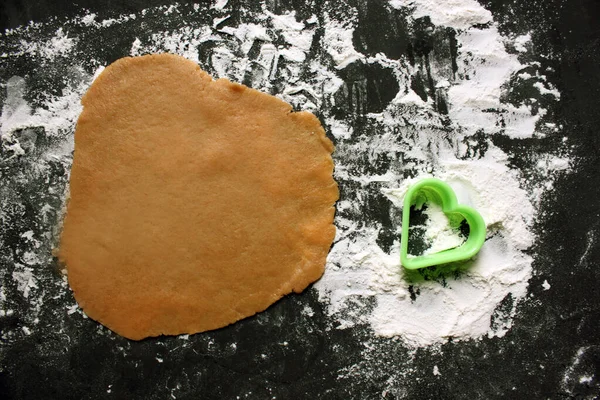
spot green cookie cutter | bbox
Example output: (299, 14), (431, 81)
(400, 178), (486, 270)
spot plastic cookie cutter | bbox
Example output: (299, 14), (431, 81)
(400, 178), (486, 270)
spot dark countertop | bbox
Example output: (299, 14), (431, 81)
(1, 0), (599, 399)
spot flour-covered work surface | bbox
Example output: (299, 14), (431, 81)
(1, 0), (599, 399)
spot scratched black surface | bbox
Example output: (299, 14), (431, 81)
(1, 0), (600, 399)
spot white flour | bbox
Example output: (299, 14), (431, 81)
(412, 203), (466, 256)
(0, 0), (569, 349)
(314, 0), (565, 347)
(314, 0), (565, 346)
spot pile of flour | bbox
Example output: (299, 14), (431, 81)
(0, 0), (569, 348)
(315, 0), (568, 347)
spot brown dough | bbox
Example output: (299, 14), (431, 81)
(58, 53), (338, 340)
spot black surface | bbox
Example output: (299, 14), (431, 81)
(1, 0), (600, 399)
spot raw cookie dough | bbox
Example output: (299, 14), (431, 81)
(58, 54), (338, 340)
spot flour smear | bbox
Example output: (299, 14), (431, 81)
(0, 0), (569, 349)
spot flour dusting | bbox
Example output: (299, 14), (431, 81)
(409, 202), (466, 256)
(0, 0), (569, 355)
(313, 0), (566, 347)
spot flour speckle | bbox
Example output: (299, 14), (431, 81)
(542, 280), (551, 290)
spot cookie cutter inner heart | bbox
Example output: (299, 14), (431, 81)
(400, 178), (486, 270)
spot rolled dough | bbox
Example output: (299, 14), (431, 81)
(58, 54), (338, 340)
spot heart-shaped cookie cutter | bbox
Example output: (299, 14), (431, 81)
(400, 178), (486, 270)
